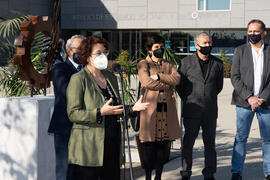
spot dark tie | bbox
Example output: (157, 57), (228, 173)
(77, 65), (82, 71)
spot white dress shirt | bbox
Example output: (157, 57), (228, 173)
(251, 43), (264, 97)
(68, 57), (79, 70)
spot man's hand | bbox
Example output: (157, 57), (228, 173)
(132, 95), (149, 112)
(248, 96), (261, 111)
(258, 98), (265, 106)
(100, 98), (123, 116)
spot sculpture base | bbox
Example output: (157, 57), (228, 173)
(0, 95), (55, 180)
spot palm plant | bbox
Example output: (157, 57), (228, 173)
(0, 15), (28, 39)
(115, 50), (137, 104)
(219, 49), (231, 78)
(0, 15), (46, 97)
(163, 47), (179, 65)
(158, 32), (180, 65)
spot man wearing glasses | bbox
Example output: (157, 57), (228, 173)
(48, 35), (85, 180)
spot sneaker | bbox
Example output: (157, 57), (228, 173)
(231, 173), (242, 180)
(266, 175), (270, 180)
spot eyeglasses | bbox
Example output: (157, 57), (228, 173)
(92, 50), (109, 56)
(71, 47), (79, 50)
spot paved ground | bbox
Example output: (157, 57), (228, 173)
(122, 79), (266, 180)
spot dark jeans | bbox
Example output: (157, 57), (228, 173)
(54, 134), (70, 180)
(181, 115), (217, 179)
(69, 137), (120, 180)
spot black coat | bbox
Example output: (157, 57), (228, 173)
(176, 53), (224, 119)
(231, 43), (270, 109)
(48, 58), (78, 135)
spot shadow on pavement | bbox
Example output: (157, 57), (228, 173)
(191, 161), (264, 180)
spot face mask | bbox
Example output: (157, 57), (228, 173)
(153, 48), (164, 58)
(72, 53), (80, 64)
(198, 45), (212, 55)
(93, 54), (108, 70)
(248, 34), (262, 44)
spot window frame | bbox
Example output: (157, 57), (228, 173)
(197, 0), (231, 12)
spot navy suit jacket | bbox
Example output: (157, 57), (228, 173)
(48, 58), (78, 135)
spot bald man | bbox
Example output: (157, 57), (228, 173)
(176, 32), (224, 180)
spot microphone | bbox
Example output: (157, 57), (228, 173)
(112, 63), (127, 78)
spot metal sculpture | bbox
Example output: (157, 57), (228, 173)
(13, 0), (61, 95)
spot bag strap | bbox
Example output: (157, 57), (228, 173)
(137, 61), (150, 100)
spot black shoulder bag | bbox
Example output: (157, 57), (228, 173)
(130, 62), (150, 132)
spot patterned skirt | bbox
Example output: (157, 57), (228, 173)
(155, 103), (169, 141)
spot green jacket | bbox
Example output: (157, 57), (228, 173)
(66, 67), (120, 167)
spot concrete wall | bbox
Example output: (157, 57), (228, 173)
(177, 0), (270, 29)
(61, 0), (270, 29)
(1, 0), (270, 29)
(0, 95), (55, 180)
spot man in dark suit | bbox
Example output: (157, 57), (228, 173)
(48, 35), (85, 180)
(230, 19), (270, 180)
(176, 32), (224, 180)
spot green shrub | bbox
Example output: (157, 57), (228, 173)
(223, 62), (231, 78)
(219, 49), (231, 78)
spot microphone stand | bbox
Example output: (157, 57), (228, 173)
(119, 75), (134, 180)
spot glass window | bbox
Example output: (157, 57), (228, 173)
(198, 0), (230, 11)
(166, 30), (203, 59)
(210, 30), (246, 62)
(162, 30), (246, 61)
(198, 0), (204, 10)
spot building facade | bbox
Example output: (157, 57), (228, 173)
(1, 0), (270, 64)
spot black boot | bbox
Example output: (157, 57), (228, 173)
(204, 177), (215, 180)
(266, 175), (270, 180)
(181, 176), (190, 180)
(145, 169), (152, 180)
(231, 173), (242, 180)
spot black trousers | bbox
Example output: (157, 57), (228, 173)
(141, 141), (170, 180)
(68, 137), (120, 180)
(181, 114), (217, 178)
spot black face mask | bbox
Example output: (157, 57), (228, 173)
(248, 34), (262, 44)
(73, 53), (80, 64)
(153, 48), (164, 58)
(198, 45), (212, 55)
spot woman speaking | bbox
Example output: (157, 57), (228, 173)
(66, 36), (148, 180)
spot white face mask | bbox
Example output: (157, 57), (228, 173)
(93, 54), (108, 70)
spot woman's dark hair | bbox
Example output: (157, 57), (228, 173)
(247, 19), (266, 32)
(145, 34), (165, 51)
(77, 36), (110, 65)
